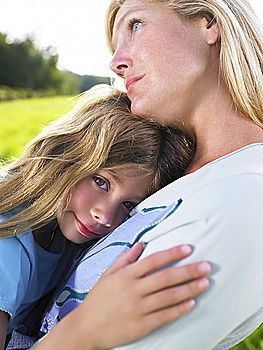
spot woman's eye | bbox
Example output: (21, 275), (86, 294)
(93, 176), (109, 191)
(128, 18), (143, 33)
(123, 201), (136, 211)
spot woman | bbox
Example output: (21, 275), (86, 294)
(33, 0), (263, 349)
(106, 0), (263, 348)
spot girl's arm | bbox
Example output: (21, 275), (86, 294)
(33, 243), (211, 350)
(0, 311), (8, 350)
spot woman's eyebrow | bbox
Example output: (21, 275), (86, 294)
(114, 7), (147, 34)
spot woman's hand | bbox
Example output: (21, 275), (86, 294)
(37, 243), (211, 350)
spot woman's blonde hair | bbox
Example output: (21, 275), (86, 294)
(106, 0), (263, 127)
(0, 85), (195, 237)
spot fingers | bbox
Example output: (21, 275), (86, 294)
(143, 299), (196, 335)
(142, 277), (210, 313)
(104, 242), (144, 275)
(125, 242), (145, 263)
(132, 244), (193, 278)
(139, 260), (212, 295)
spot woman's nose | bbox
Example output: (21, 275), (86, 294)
(109, 46), (133, 78)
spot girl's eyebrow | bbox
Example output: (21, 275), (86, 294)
(132, 196), (145, 202)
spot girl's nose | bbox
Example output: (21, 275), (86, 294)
(90, 207), (114, 227)
(109, 46), (133, 78)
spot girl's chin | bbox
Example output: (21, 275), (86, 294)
(62, 231), (91, 245)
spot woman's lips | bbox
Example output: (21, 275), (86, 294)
(75, 216), (101, 238)
(125, 75), (144, 93)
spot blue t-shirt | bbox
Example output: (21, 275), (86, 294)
(0, 213), (72, 334)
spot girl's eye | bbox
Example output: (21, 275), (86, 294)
(93, 176), (109, 191)
(128, 18), (143, 33)
(123, 201), (136, 211)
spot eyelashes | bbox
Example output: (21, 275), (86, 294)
(93, 175), (137, 212)
(128, 18), (143, 32)
(122, 201), (136, 211)
(93, 176), (109, 191)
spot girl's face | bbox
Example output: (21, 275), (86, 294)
(110, 0), (215, 127)
(57, 166), (153, 244)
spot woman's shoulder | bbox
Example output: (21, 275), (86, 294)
(136, 143), (263, 211)
(207, 143), (263, 172)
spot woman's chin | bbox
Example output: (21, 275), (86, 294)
(130, 97), (152, 119)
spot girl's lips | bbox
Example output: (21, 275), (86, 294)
(75, 216), (101, 238)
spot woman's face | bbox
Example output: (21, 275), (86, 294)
(57, 167), (153, 244)
(110, 0), (215, 126)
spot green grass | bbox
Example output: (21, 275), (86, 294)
(0, 97), (262, 348)
(0, 96), (74, 161)
(230, 326), (263, 349)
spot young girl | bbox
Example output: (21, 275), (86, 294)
(0, 85), (197, 348)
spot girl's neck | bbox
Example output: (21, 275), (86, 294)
(33, 221), (64, 253)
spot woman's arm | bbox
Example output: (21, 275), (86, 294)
(112, 176), (263, 350)
(0, 311), (8, 350)
(33, 243), (211, 350)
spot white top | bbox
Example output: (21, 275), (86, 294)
(115, 143), (263, 350)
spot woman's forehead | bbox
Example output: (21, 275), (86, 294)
(111, 0), (165, 45)
(114, 0), (149, 27)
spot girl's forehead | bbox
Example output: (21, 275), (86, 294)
(103, 165), (151, 179)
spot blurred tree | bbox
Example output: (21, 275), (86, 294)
(0, 32), (111, 98)
(0, 35), (62, 90)
(0, 33), (18, 87)
(80, 75), (111, 92)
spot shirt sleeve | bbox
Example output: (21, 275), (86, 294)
(0, 235), (31, 318)
(113, 174), (263, 350)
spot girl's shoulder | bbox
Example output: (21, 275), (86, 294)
(0, 228), (33, 323)
(0, 204), (27, 223)
(0, 206), (35, 264)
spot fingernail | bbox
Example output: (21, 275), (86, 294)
(198, 278), (210, 289)
(185, 299), (196, 308)
(141, 241), (148, 249)
(198, 262), (212, 274)
(180, 244), (192, 254)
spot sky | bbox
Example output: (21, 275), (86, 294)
(0, 0), (262, 77)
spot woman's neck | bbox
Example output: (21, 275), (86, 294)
(187, 120), (263, 173)
(184, 88), (263, 173)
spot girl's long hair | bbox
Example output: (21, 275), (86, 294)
(0, 85), (195, 237)
(106, 0), (263, 127)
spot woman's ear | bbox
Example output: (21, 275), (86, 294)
(200, 16), (220, 45)
(206, 16), (220, 44)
